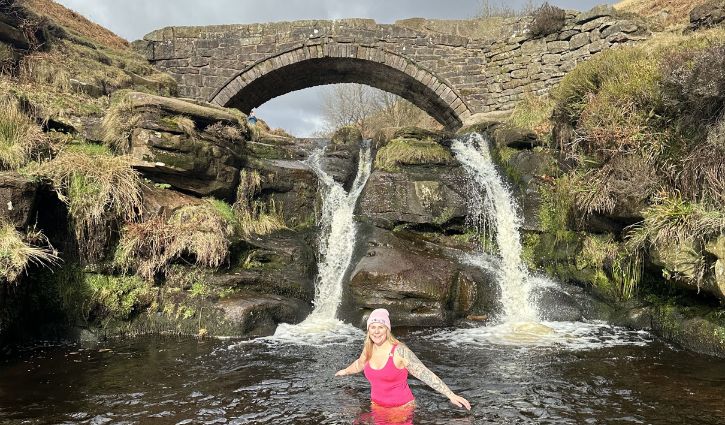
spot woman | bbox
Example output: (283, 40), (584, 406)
(335, 308), (471, 421)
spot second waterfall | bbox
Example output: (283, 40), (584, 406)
(452, 132), (539, 323)
(273, 141), (372, 343)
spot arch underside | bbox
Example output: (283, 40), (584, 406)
(215, 57), (466, 130)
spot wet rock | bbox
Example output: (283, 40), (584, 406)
(207, 230), (318, 302)
(349, 227), (497, 327)
(215, 293), (310, 337)
(357, 167), (467, 230)
(0, 171), (39, 228)
(533, 284), (583, 322)
(320, 143), (360, 190)
(247, 158), (318, 229)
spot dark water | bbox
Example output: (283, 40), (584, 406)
(1, 326), (724, 424)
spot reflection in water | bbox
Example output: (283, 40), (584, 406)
(354, 402), (415, 425)
(1, 331), (724, 424)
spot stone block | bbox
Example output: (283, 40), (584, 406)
(569, 32), (590, 50)
(546, 40), (570, 54)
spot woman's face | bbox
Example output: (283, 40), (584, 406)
(368, 323), (388, 346)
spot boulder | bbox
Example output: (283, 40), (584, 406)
(130, 125), (245, 200)
(689, 1), (725, 31)
(651, 239), (725, 301)
(0, 171), (39, 228)
(357, 167), (467, 229)
(214, 293), (311, 337)
(349, 227), (498, 327)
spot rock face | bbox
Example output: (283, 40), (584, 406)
(207, 230), (318, 302)
(358, 168), (468, 230)
(0, 172), (39, 228)
(123, 92), (248, 200)
(349, 226), (498, 327)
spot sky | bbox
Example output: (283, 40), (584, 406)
(55, 0), (617, 136)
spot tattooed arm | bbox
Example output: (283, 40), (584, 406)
(396, 344), (471, 410)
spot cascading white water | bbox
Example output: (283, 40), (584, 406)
(452, 133), (538, 323)
(272, 141), (371, 343)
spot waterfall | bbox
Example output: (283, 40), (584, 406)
(272, 141), (371, 342)
(451, 133), (538, 323)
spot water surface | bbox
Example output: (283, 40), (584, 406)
(1, 326), (723, 424)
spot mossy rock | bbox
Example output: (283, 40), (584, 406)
(393, 126), (449, 142)
(375, 138), (454, 171)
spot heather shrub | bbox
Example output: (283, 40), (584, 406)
(529, 2), (566, 38)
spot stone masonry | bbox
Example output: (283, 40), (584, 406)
(133, 5), (648, 131)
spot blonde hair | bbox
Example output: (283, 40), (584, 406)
(362, 327), (400, 363)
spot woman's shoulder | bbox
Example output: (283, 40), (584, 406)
(393, 341), (412, 356)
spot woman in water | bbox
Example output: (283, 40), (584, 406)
(335, 308), (471, 422)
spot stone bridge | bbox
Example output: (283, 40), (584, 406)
(133, 5), (647, 130)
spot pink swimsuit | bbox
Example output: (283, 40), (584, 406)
(363, 344), (415, 407)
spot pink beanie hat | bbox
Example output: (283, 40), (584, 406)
(367, 308), (391, 330)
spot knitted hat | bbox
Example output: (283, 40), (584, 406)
(366, 308), (391, 330)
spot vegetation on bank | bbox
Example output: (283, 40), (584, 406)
(519, 26), (725, 301)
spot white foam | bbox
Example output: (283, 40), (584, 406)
(425, 320), (652, 350)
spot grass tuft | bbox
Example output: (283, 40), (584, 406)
(0, 222), (59, 283)
(36, 149), (142, 263)
(233, 169), (287, 236)
(0, 98), (46, 170)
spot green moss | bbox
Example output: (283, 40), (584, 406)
(375, 138), (453, 171)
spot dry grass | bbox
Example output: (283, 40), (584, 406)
(572, 154), (661, 216)
(22, 0), (130, 49)
(0, 97), (46, 170)
(676, 119), (725, 208)
(1, 221), (59, 283)
(506, 93), (554, 136)
(233, 169), (287, 236)
(615, 0), (706, 29)
(627, 192), (725, 250)
(115, 199), (237, 280)
(101, 91), (139, 152)
(36, 149), (142, 262)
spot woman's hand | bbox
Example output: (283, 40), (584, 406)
(448, 393), (471, 410)
(334, 369), (347, 377)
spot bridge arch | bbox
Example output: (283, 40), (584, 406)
(209, 43), (472, 131)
